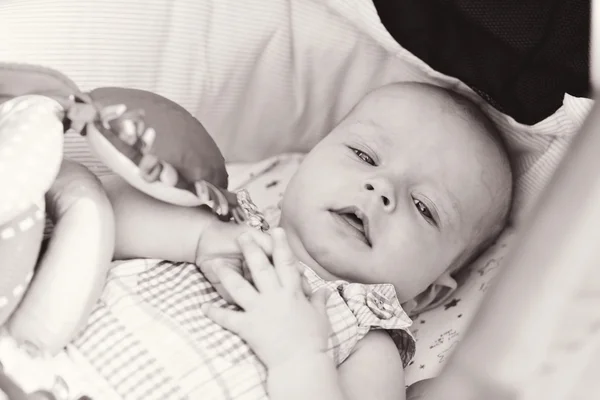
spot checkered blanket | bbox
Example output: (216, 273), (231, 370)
(66, 258), (415, 400)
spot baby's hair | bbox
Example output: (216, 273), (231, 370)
(440, 86), (515, 275)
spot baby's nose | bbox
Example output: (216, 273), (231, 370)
(364, 180), (396, 212)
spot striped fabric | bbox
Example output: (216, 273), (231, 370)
(65, 257), (414, 400)
(0, 0), (594, 220)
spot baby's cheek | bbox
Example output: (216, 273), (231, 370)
(279, 179), (303, 215)
(277, 197), (295, 231)
(303, 235), (337, 265)
(380, 237), (439, 286)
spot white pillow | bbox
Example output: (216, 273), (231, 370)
(2, 0), (592, 167)
(1, 0), (595, 386)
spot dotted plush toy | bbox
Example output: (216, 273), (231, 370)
(0, 95), (64, 328)
(0, 63), (267, 398)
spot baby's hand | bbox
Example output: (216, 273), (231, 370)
(195, 218), (271, 302)
(202, 228), (332, 369)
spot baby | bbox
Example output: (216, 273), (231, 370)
(96, 82), (512, 400)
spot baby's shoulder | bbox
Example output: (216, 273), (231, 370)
(302, 265), (416, 367)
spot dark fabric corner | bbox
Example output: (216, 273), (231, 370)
(372, 0), (590, 125)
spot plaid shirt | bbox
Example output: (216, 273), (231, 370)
(67, 258), (415, 400)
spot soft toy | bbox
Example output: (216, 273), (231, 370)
(0, 63), (268, 361)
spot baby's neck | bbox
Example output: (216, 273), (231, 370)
(279, 225), (340, 282)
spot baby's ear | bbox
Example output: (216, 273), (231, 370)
(403, 272), (458, 316)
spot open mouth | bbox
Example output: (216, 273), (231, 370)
(332, 206), (372, 247)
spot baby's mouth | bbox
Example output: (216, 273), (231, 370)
(331, 207), (372, 247)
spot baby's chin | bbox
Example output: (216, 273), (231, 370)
(291, 242), (336, 280)
(278, 223), (341, 281)
(284, 227), (422, 304)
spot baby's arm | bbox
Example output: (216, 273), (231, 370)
(338, 331), (406, 400)
(267, 330), (406, 400)
(100, 174), (216, 263)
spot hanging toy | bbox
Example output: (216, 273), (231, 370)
(62, 86), (267, 227)
(0, 62), (269, 399)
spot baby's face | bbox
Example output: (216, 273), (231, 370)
(280, 84), (511, 302)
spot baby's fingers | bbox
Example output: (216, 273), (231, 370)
(215, 266), (258, 310)
(238, 234), (280, 293)
(239, 228), (273, 256)
(202, 304), (244, 335)
(272, 228), (302, 290)
(199, 259), (242, 304)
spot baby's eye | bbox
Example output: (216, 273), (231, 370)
(413, 198), (434, 222)
(350, 147), (376, 166)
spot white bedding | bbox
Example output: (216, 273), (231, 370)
(0, 0), (596, 394)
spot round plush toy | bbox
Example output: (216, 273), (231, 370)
(0, 62), (268, 362)
(0, 95), (64, 328)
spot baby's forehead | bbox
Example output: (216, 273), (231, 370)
(345, 104), (482, 153)
(344, 84), (506, 166)
(342, 117), (397, 148)
(356, 83), (479, 124)
(347, 92), (507, 192)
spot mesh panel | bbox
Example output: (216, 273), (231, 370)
(372, 0), (590, 124)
